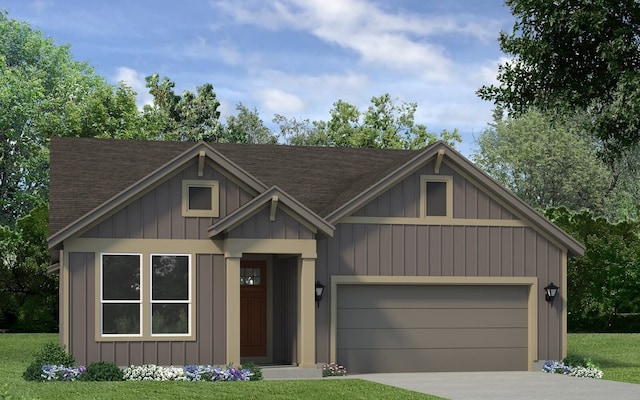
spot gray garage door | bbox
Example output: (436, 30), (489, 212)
(337, 284), (529, 373)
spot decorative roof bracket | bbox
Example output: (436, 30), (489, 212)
(434, 149), (445, 174)
(270, 195), (279, 222)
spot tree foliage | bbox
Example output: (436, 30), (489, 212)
(278, 94), (461, 149)
(473, 110), (616, 214)
(477, 0), (640, 158)
(224, 103), (278, 144)
(544, 207), (640, 331)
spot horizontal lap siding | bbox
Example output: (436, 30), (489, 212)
(68, 252), (226, 366)
(81, 161), (254, 240)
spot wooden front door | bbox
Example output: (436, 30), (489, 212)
(240, 260), (267, 357)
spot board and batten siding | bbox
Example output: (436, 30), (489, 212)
(81, 160), (255, 240)
(67, 252), (227, 366)
(227, 207), (315, 240)
(352, 163), (519, 220)
(315, 224), (564, 363)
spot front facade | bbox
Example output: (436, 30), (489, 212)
(48, 137), (584, 373)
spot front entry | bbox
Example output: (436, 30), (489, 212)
(240, 260), (267, 357)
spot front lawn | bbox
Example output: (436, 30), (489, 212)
(567, 333), (640, 384)
(0, 334), (444, 400)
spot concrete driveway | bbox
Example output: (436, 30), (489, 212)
(353, 371), (640, 400)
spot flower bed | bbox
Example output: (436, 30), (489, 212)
(39, 364), (254, 382)
(542, 360), (603, 379)
(322, 363), (347, 377)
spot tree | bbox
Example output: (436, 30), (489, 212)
(0, 202), (57, 332)
(0, 10), (143, 225)
(477, 0), (640, 158)
(473, 110), (617, 215)
(278, 94), (461, 149)
(224, 103), (277, 144)
(545, 207), (640, 332)
(142, 74), (223, 142)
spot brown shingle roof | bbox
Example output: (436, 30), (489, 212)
(49, 137), (419, 236)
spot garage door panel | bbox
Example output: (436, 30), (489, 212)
(336, 284), (529, 373)
(338, 308), (528, 329)
(337, 327), (528, 349)
(337, 285), (528, 309)
(338, 348), (528, 373)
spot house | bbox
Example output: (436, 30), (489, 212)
(48, 137), (584, 374)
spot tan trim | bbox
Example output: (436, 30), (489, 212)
(420, 175), (453, 218)
(226, 257), (241, 365)
(270, 196), (279, 222)
(329, 275), (538, 372)
(441, 153), (584, 256)
(224, 238), (317, 259)
(434, 149), (445, 174)
(340, 216), (529, 227)
(65, 238), (224, 254)
(297, 257), (316, 368)
(94, 253), (197, 342)
(209, 186), (333, 238)
(326, 144), (445, 223)
(197, 150), (206, 177)
(561, 251), (568, 359)
(182, 179), (220, 218)
(47, 262), (60, 274)
(49, 142), (267, 249)
(61, 249), (69, 350)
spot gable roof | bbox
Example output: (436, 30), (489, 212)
(208, 186), (334, 238)
(49, 137), (584, 257)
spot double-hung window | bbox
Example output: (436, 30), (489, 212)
(151, 255), (191, 335)
(99, 253), (192, 339)
(101, 254), (142, 336)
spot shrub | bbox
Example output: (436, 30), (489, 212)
(79, 362), (123, 381)
(563, 354), (591, 367)
(23, 342), (75, 381)
(542, 359), (603, 379)
(240, 362), (262, 381)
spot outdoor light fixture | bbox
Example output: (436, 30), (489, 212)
(544, 282), (559, 302)
(315, 281), (325, 308)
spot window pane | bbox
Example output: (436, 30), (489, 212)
(103, 304), (140, 334)
(103, 255), (140, 300)
(152, 255), (189, 300)
(189, 186), (212, 210)
(426, 181), (447, 216)
(152, 304), (189, 334)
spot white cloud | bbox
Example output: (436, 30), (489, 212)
(256, 89), (305, 114)
(113, 67), (153, 108)
(211, 0), (500, 81)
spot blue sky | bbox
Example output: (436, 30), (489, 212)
(4, 0), (514, 154)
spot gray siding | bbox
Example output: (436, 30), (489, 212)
(228, 207), (315, 239)
(315, 223), (565, 364)
(82, 161), (254, 240)
(68, 252), (226, 366)
(352, 162), (518, 220)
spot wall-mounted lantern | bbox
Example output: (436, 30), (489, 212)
(315, 281), (325, 308)
(544, 282), (559, 302)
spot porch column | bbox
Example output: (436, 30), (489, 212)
(297, 257), (316, 368)
(226, 256), (241, 366)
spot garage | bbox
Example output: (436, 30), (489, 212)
(336, 284), (530, 373)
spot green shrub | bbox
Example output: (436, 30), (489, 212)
(240, 362), (262, 381)
(563, 354), (598, 368)
(80, 362), (123, 381)
(22, 342), (75, 381)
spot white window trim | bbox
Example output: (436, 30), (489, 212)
(420, 175), (453, 218)
(150, 254), (192, 337)
(100, 253), (143, 338)
(182, 179), (220, 217)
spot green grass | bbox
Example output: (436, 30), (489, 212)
(568, 333), (640, 384)
(0, 334), (444, 400)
